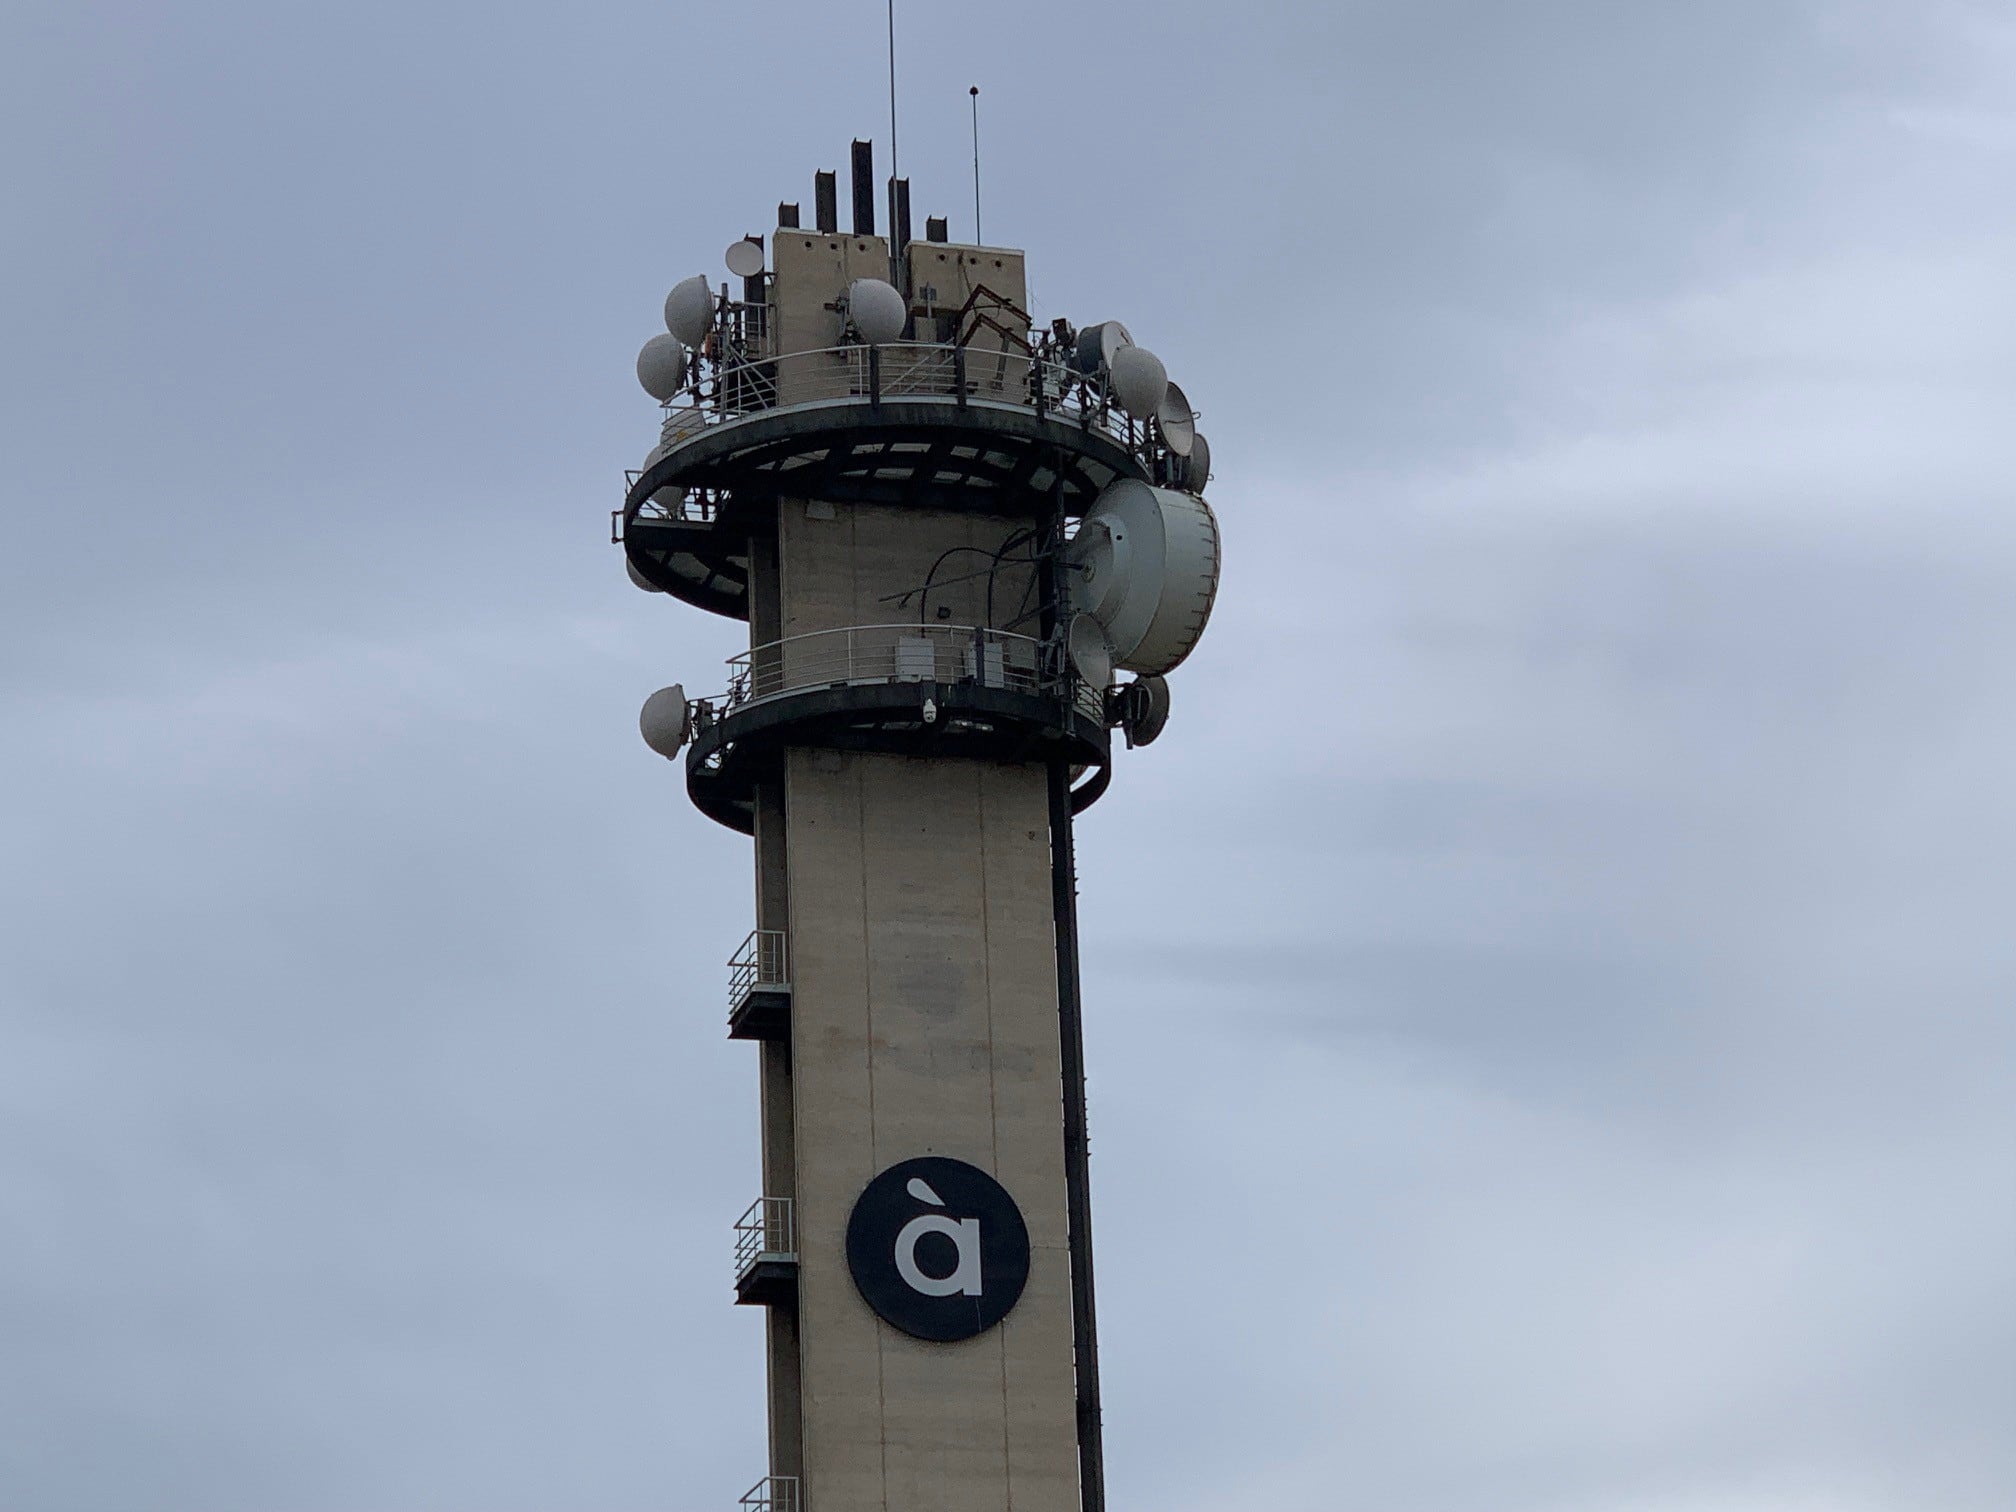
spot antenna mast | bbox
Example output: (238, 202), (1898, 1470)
(970, 85), (982, 243)
(887, 0), (898, 184)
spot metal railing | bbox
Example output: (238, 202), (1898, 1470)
(703, 622), (1104, 725)
(642, 341), (1149, 455)
(734, 1197), (796, 1281)
(727, 929), (789, 1013)
(739, 1475), (800, 1512)
(727, 622), (1043, 705)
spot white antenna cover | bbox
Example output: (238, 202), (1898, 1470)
(725, 237), (765, 277)
(1066, 479), (1221, 676)
(1066, 614), (1115, 691)
(1108, 344), (1167, 417)
(636, 334), (686, 401)
(846, 277), (908, 344)
(626, 557), (665, 593)
(1074, 320), (1133, 373)
(1157, 381), (1195, 457)
(663, 274), (714, 346)
(639, 685), (691, 758)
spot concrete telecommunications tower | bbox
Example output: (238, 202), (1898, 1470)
(617, 138), (1221, 1512)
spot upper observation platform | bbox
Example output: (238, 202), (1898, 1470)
(619, 229), (1208, 620)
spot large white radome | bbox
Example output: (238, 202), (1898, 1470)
(846, 278), (908, 344)
(663, 275), (714, 347)
(639, 685), (691, 758)
(1108, 344), (1168, 417)
(636, 334), (686, 401)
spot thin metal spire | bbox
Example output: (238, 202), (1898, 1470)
(970, 85), (982, 244)
(887, 0), (898, 185)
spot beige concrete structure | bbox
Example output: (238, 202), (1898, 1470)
(737, 211), (1080, 1512)
(769, 750), (1077, 1512)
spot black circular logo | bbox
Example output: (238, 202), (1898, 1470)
(845, 1156), (1030, 1342)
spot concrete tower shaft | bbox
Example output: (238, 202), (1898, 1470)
(622, 150), (1218, 1512)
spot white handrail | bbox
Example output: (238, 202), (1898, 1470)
(727, 929), (790, 1012)
(734, 1197), (796, 1280)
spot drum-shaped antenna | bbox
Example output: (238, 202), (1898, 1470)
(846, 277), (908, 344)
(639, 684), (691, 758)
(636, 333), (686, 401)
(1118, 674), (1171, 747)
(1109, 344), (1167, 417)
(1066, 614), (1115, 691)
(1066, 480), (1221, 676)
(1157, 381), (1196, 457)
(1184, 431), (1211, 493)
(626, 558), (665, 594)
(1073, 319), (1133, 373)
(663, 275), (715, 346)
(725, 237), (765, 277)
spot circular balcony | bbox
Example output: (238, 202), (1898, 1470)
(682, 622), (1111, 833)
(620, 343), (1184, 621)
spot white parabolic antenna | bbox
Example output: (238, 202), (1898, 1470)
(663, 274), (714, 346)
(1108, 344), (1167, 417)
(639, 684), (691, 758)
(1066, 613), (1115, 690)
(1157, 381), (1195, 457)
(1066, 479), (1221, 675)
(846, 277), (907, 344)
(636, 334), (686, 401)
(725, 237), (765, 277)
(1075, 319), (1132, 373)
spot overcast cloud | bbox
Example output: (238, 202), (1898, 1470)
(3, 2), (2013, 1510)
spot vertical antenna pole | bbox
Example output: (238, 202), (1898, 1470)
(970, 85), (982, 244)
(887, 0), (903, 288)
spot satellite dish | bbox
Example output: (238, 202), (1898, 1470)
(636, 333), (686, 401)
(1184, 431), (1211, 493)
(1117, 674), (1171, 747)
(1074, 320), (1132, 374)
(639, 684), (691, 758)
(1157, 381), (1195, 457)
(626, 557), (665, 593)
(1108, 344), (1167, 417)
(725, 237), (765, 277)
(1066, 479), (1221, 676)
(1066, 614), (1115, 691)
(845, 277), (907, 344)
(663, 274), (714, 347)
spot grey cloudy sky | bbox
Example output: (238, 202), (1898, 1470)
(3, 1), (2013, 1509)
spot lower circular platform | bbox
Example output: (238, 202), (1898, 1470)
(684, 677), (1111, 835)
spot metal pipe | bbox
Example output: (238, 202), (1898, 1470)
(851, 139), (875, 236)
(1043, 465), (1105, 1512)
(1049, 758), (1105, 1512)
